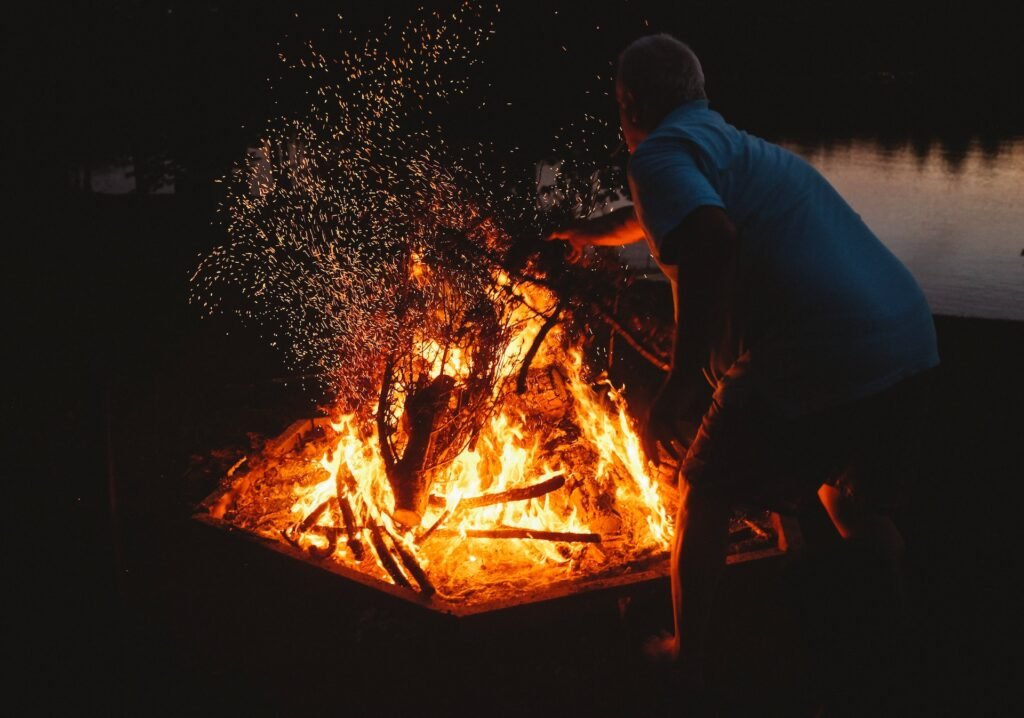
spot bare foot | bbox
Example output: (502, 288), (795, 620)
(642, 630), (678, 665)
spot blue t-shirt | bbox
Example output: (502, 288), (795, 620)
(628, 100), (939, 417)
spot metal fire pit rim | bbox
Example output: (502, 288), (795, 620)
(194, 412), (788, 618)
(193, 512), (783, 619)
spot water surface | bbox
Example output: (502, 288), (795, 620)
(622, 137), (1024, 321)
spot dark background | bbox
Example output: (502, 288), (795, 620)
(6, 1), (1022, 715)
(9, 0), (1024, 196)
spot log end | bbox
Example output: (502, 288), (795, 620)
(393, 507), (424, 528)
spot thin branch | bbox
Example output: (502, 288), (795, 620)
(368, 524), (412, 589)
(299, 499), (332, 532)
(415, 509), (451, 545)
(592, 306), (671, 372)
(334, 493), (365, 561)
(516, 304), (562, 393)
(376, 354), (398, 472)
(384, 528), (436, 597)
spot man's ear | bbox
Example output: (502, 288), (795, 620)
(635, 97), (655, 130)
(620, 87), (640, 124)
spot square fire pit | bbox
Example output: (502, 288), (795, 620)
(194, 415), (790, 619)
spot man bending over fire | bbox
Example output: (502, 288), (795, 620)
(551, 34), (938, 690)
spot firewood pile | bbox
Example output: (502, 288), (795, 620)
(198, 350), (777, 609)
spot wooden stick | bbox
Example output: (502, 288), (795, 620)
(334, 494), (365, 561)
(742, 518), (770, 540)
(515, 306), (562, 394)
(457, 473), (566, 510)
(434, 527), (601, 543)
(368, 524), (413, 589)
(279, 528), (302, 551)
(384, 529), (436, 598)
(334, 469), (366, 561)
(305, 525), (348, 541)
(427, 472), (566, 511)
(376, 355), (399, 473)
(336, 466), (419, 593)
(416, 509), (451, 545)
(592, 306), (671, 372)
(299, 499), (332, 532)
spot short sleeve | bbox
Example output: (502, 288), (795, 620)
(628, 138), (725, 259)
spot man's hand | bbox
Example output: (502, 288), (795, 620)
(546, 207), (645, 262)
(641, 375), (701, 466)
(546, 227), (588, 262)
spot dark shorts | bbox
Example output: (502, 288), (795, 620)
(680, 353), (935, 514)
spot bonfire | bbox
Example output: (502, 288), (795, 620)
(191, 3), (777, 613)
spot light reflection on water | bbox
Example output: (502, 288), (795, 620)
(621, 136), (1024, 321)
(787, 137), (1024, 321)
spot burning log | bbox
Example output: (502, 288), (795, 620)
(515, 305), (562, 394)
(435, 527), (601, 543)
(334, 471), (365, 561)
(368, 524), (413, 590)
(305, 525), (348, 541)
(384, 529), (437, 597)
(299, 499), (332, 532)
(742, 518), (770, 540)
(429, 472), (566, 511)
(416, 509), (451, 545)
(380, 371), (458, 527)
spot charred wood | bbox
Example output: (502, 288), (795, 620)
(416, 509), (451, 545)
(435, 527), (601, 543)
(428, 472), (566, 512)
(389, 374), (457, 525)
(368, 524), (413, 590)
(335, 494), (365, 561)
(459, 472), (566, 510)
(593, 306), (671, 372)
(334, 471), (365, 561)
(299, 499), (332, 532)
(384, 529), (436, 597)
(515, 306), (562, 394)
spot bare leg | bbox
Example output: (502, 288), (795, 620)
(795, 488), (844, 553)
(670, 482), (732, 674)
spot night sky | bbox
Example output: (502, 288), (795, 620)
(9, 0), (1023, 197)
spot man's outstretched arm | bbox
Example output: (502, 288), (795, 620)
(642, 205), (739, 461)
(548, 205), (646, 259)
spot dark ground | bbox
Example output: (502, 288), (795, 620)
(9, 194), (1023, 716)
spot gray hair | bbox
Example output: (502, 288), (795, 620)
(617, 34), (706, 129)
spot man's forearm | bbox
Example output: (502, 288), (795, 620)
(664, 262), (716, 404)
(569, 205), (645, 245)
(665, 207), (738, 395)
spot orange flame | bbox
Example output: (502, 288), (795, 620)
(224, 276), (675, 605)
